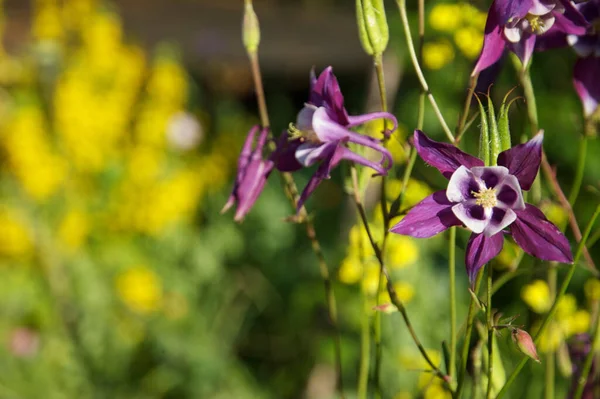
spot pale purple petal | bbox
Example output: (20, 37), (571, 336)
(296, 105), (316, 131)
(495, 175), (526, 210)
(337, 147), (388, 175)
(529, 0), (555, 15)
(510, 204), (573, 263)
(497, 131), (543, 191)
(473, 4), (507, 75)
(483, 207), (517, 236)
(233, 159), (275, 222)
(508, 32), (536, 66)
(413, 130), (484, 178)
(574, 57), (600, 117)
(347, 111), (398, 136)
(452, 202), (492, 234)
(446, 166), (482, 203)
(296, 142), (335, 167)
(389, 191), (461, 238)
(465, 232), (504, 283)
(238, 125), (260, 173)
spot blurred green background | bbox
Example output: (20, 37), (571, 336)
(0, 1), (599, 398)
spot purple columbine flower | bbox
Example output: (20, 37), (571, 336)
(390, 130), (573, 282)
(567, 0), (600, 117)
(222, 125), (274, 222)
(473, 0), (588, 75)
(272, 67), (397, 210)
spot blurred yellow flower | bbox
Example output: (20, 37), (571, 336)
(338, 256), (363, 285)
(378, 281), (415, 304)
(58, 210), (89, 250)
(453, 26), (483, 59)
(540, 202), (568, 229)
(556, 294), (577, 319)
(387, 178), (432, 209)
(0, 210), (33, 257)
(33, 0), (63, 41)
(565, 310), (590, 336)
(399, 348), (442, 371)
(521, 280), (552, 313)
(361, 260), (382, 295)
(584, 279), (600, 301)
(496, 240), (520, 269)
(459, 3), (487, 30)
(116, 266), (163, 314)
(393, 393), (413, 399)
(429, 4), (461, 33)
(423, 40), (455, 70)
(388, 234), (419, 269)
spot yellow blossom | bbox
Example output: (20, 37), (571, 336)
(540, 202), (568, 229)
(399, 349), (442, 371)
(556, 294), (577, 320)
(537, 321), (564, 352)
(453, 26), (483, 59)
(378, 281), (415, 304)
(459, 3), (487, 30)
(0, 210), (33, 257)
(521, 280), (552, 313)
(388, 234), (419, 269)
(32, 0), (63, 41)
(429, 4), (461, 32)
(362, 260), (383, 295)
(58, 210), (89, 250)
(584, 279), (600, 301)
(565, 310), (590, 336)
(423, 40), (455, 70)
(338, 256), (363, 285)
(116, 266), (163, 314)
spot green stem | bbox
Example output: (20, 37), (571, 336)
(455, 74), (479, 144)
(395, 0), (454, 142)
(456, 270), (484, 398)
(517, 61), (539, 135)
(568, 136), (588, 206)
(545, 267), (557, 399)
(573, 304), (600, 399)
(449, 227), (457, 382)
(358, 242), (371, 399)
(496, 204), (600, 398)
(485, 266), (494, 399)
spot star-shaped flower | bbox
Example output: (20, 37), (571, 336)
(390, 130), (573, 282)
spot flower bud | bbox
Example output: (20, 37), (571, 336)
(356, 0), (389, 56)
(242, 0), (260, 54)
(512, 328), (540, 363)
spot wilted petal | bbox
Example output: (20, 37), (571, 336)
(511, 204), (573, 263)
(465, 232), (504, 283)
(497, 131), (543, 191)
(452, 202), (492, 234)
(574, 57), (600, 117)
(413, 130), (484, 178)
(473, 5), (507, 75)
(389, 191), (461, 238)
(483, 207), (517, 236)
(446, 166), (482, 203)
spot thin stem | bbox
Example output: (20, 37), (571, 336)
(456, 270), (484, 398)
(455, 74), (479, 143)
(485, 266), (494, 399)
(518, 63), (539, 135)
(568, 135), (588, 206)
(496, 204), (600, 398)
(573, 306), (600, 399)
(358, 239), (371, 399)
(246, 33), (344, 397)
(349, 165), (450, 384)
(395, 0), (454, 142)
(545, 267), (557, 399)
(449, 227), (457, 382)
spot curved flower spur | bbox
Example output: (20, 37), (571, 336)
(272, 67), (398, 210)
(390, 130), (573, 283)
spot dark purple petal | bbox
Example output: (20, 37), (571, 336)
(574, 57), (600, 117)
(471, 166), (509, 188)
(497, 131), (543, 191)
(452, 202), (492, 234)
(556, 0), (589, 37)
(472, 4), (507, 75)
(271, 134), (303, 172)
(413, 130), (484, 178)
(483, 207), (517, 236)
(309, 67), (349, 125)
(389, 190), (461, 238)
(510, 204), (573, 263)
(493, 0), (532, 25)
(508, 32), (536, 66)
(465, 232), (504, 283)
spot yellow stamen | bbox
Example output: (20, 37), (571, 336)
(472, 187), (497, 208)
(525, 14), (546, 34)
(287, 123), (320, 144)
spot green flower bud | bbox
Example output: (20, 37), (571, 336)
(475, 95), (490, 167)
(356, 0), (389, 56)
(243, 0), (260, 54)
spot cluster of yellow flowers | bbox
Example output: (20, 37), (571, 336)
(521, 279), (592, 352)
(424, 2), (487, 70)
(397, 350), (451, 399)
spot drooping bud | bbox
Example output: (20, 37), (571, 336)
(242, 0), (260, 54)
(356, 0), (389, 56)
(512, 328), (541, 363)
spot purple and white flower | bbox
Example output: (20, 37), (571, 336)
(567, 0), (600, 116)
(473, 0), (588, 75)
(390, 130), (573, 282)
(272, 67), (397, 210)
(222, 125), (274, 222)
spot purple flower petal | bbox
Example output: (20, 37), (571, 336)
(497, 131), (543, 191)
(510, 204), (574, 263)
(452, 202), (492, 234)
(556, 1), (589, 37)
(483, 207), (517, 236)
(495, 175), (526, 210)
(389, 191), (461, 238)
(337, 146), (389, 176)
(309, 67), (349, 125)
(574, 57), (600, 117)
(471, 166), (509, 188)
(347, 111), (398, 136)
(494, 0), (532, 25)
(271, 135), (303, 172)
(465, 232), (504, 283)
(233, 159), (274, 221)
(296, 141), (337, 168)
(446, 166), (482, 203)
(413, 130), (484, 179)
(508, 32), (537, 66)
(472, 4), (507, 75)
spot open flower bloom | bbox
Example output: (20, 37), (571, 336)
(473, 0), (587, 75)
(567, 0), (600, 116)
(222, 125), (274, 222)
(390, 130), (573, 282)
(272, 67), (397, 210)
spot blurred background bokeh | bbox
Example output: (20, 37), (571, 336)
(0, 1), (599, 398)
